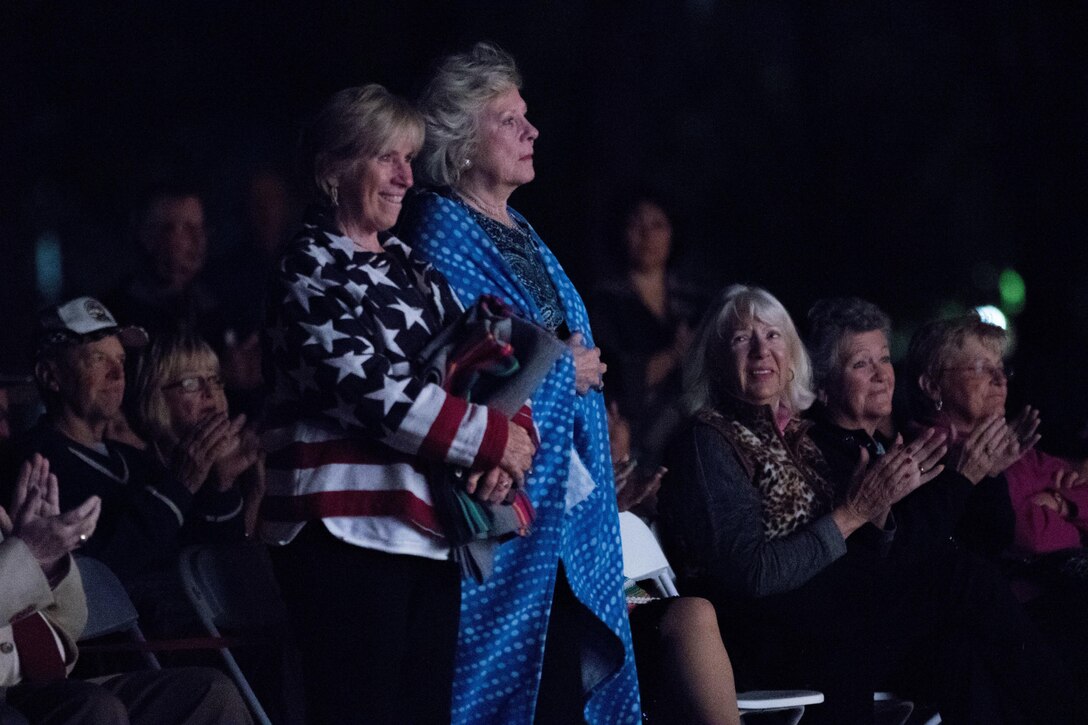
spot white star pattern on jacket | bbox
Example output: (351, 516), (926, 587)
(262, 210), (493, 448)
(389, 299), (430, 332)
(288, 277), (325, 313)
(300, 319), (351, 353)
(259, 207), (512, 558)
(327, 351), (372, 383)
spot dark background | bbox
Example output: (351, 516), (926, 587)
(3, 1), (1086, 450)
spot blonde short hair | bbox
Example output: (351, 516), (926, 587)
(305, 83), (425, 205)
(132, 333), (221, 445)
(415, 42), (522, 188)
(684, 284), (816, 415)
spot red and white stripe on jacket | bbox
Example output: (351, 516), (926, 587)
(259, 213), (521, 558)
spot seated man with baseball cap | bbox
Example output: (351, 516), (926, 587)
(1, 297), (245, 634)
(1, 454), (252, 725)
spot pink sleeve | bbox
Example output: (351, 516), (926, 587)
(1009, 450), (1087, 554)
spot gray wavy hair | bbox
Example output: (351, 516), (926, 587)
(304, 83), (424, 205)
(806, 297), (892, 395)
(683, 284), (816, 415)
(415, 42), (522, 188)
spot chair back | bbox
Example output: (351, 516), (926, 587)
(178, 543), (293, 725)
(74, 556), (161, 669)
(178, 543), (286, 632)
(618, 511), (680, 597)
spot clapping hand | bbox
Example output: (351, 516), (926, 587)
(0, 454), (100, 579)
(842, 429), (946, 528)
(170, 412), (250, 493)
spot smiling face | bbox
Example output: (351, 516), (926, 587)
(469, 87), (539, 194)
(933, 334), (1008, 430)
(162, 361), (228, 435)
(338, 132), (417, 245)
(726, 316), (790, 407)
(827, 329), (894, 432)
(624, 200), (672, 273)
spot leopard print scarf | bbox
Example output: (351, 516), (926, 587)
(698, 403), (835, 539)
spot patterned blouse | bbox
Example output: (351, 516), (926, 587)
(454, 196), (568, 336)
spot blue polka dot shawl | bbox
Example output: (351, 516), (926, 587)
(399, 189), (641, 724)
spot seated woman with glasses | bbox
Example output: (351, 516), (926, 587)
(903, 312), (1088, 684)
(132, 332), (264, 541)
(901, 314), (1059, 559)
(805, 300), (1029, 562)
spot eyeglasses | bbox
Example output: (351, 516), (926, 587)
(938, 361), (1013, 381)
(162, 374), (225, 394)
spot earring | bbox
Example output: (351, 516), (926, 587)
(787, 368), (796, 383)
(935, 396), (943, 412)
(462, 158), (472, 169)
(330, 185), (339, 208)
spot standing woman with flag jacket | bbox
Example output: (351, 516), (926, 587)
(260, 84), (535, 725)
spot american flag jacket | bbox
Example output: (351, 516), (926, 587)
(259, 208), (511, 559)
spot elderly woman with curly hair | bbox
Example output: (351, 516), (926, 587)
(399, 43), (636, 724)
(658, 284), (1081, 724)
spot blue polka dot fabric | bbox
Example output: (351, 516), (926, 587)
(400, 190), (641, 724)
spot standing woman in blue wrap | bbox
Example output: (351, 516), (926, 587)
(399, 43), (640, 724)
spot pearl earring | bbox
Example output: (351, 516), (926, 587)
(462, 158), (472, 169)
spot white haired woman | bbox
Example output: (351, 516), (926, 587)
(261, 83), (536, 724)
(658, 284), (1081, 724)
(399, 43), (635, 724)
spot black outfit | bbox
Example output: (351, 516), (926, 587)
(270, 523), (460, 725)
(590, 275), (705, 467)
(2, 419), (243, 633)
(806, 404), (1015, 564)
(104, 272), (226, 347)
(659, 403), (1082, 724)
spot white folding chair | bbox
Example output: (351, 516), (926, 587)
(617, 512), (824, 722)
(619, 510), (680, 597)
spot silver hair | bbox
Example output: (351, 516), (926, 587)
(683, 284), (816, 415)
(415, 42), (522, 188)
(305, 83), (425, 205)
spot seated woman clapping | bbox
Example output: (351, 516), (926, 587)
(132, 333), (262, 540)
(658, 284), (1081, 724)
(804, 297), (1017, 561)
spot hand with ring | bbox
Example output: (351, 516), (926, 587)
(466, 467), (518, 505)
(0, 454), (101, 579)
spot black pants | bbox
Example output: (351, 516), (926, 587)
(712, 541), (1082, 725)
(534, 564), (587, 724)
(271, 524), (461, 725)
(6, 667), (252, 725)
